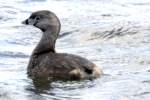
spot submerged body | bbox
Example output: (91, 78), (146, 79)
(23, 10), (102, 80)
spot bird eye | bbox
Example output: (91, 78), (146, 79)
(35, 16), (40, 21)
(29, 15), (36, 19)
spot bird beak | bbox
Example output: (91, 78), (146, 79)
(22, 19), (28, 25)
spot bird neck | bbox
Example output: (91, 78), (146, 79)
(33, 26), (60, 55)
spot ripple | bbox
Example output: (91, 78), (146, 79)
(0, 51), (29, 58)
(59, 30), (79, 38)
(21, 0), (47, 3)
(25, 79), (97, 100)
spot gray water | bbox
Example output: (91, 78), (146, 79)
(0, 0), (150, 100)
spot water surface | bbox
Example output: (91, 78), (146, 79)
(0, 0), (150, 100)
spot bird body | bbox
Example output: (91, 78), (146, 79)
(22, 10), (102, 80)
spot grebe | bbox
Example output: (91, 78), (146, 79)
(22, 10), (103, 80)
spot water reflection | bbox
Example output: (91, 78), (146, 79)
(25, 78), (98, 100)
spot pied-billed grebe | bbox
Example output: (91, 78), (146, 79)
(22, 10), (103, 80)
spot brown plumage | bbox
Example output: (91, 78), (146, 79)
(22, 10), (103, 80)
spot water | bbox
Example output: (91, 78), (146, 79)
(0, 0), (150, 100)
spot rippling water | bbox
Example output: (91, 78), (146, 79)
(0, 0), (150, 100)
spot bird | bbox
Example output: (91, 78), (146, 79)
(22, 10), (103, 80)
